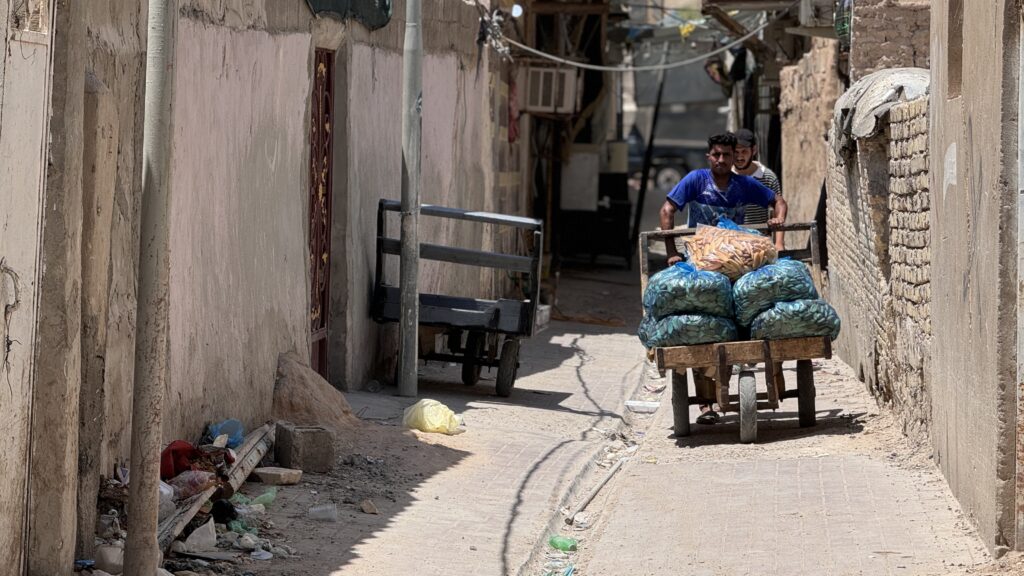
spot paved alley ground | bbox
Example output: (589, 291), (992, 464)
(248, 268), (648, 576)
(229, 266), (1016, 576)
(564, 359), (991, 576)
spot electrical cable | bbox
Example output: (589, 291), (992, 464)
(494, 0), (797, 74)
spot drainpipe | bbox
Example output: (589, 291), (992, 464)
(398, 0), (423, 397)
(125, 0), (175, 573)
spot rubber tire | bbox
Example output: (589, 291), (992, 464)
(797, 360), (816, 428)
(496, 338), (520, 398)
(461, 332), (484, 386)
(655, 165), (685, 193)
(670, 369), (690, 437)
(739, 370), (758, 444)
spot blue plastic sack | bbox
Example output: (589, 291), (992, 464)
(643, 262), (733, 320)
(733, 259), (818, 326)
(750, 299), (840, 341)
(207, 419), (245, 449)
(638, 313), (737, 348)
(716, 217), (763, 237)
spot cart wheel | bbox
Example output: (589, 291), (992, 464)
(797, 360), (816, 428)
(495, 338), (520, 398)
(461, 332), (484, 386)
(670, 369), (690, 437)
(739, 370), (757, 444)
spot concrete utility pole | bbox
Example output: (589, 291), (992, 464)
(125, 0), (175, 573)
(398, 0), (423, 397)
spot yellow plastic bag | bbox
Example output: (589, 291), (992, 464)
(402, 399), (464, 435)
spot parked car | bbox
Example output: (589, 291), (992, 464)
(627, 127), (705, 192)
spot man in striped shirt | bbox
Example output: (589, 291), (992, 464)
(734, 129), (785, 251)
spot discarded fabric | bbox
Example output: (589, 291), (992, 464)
(160, 440), (201, 480)
(733, 259), (818, 326)
(402, 399), (464, 435)
(642, 262), (733, 319)
(750, 299), (841, 340)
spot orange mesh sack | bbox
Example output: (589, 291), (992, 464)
(685, 224), (777, 281)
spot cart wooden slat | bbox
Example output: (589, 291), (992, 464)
(655, 336), (832, 369)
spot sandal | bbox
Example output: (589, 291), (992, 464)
(696, 406), (720, 425)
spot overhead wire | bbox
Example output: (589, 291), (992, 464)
(491, 0), (798, 74)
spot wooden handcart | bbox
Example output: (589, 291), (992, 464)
(638, 222), (831, 443)
(372, 200), (543, 397)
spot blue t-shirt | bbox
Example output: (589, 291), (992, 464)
(667, 169), (776, 226)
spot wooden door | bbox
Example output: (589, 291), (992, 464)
(309, 49), (334, 378)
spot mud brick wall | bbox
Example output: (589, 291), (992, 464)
(778, 38), (842, 248)
(825, 95), (931, 443)
(879, 96), (931, 442)
(849, 0), (930, 81)
(825, 129), (891, 395)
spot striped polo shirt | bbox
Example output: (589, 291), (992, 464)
(739, 162), (781, 224)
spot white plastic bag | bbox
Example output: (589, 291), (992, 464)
(183, 518), (217, 552)
(402, 399), (464, 435)
(158, 481), (176, 521)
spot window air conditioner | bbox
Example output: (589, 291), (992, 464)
(519, 67), (580, 114)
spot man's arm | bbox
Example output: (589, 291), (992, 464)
(763, 168), (785, 249)
(768, 195), (788, 226)
(660, 200), (683, 265)
(661, 172), (698, 265)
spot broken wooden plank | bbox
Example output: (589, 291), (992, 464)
(157, 423), (275, 552)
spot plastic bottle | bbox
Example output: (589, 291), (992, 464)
(251, 487), (277, 507)
(307, 503), (338, 522)
(548, 535), (578, 552)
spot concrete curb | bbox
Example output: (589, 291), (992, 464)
(515, 358), (658, 576)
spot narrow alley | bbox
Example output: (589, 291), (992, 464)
(10, 1), (1024, 576)
(199, 270), (1011, 576)
(237, 269), (649, 575)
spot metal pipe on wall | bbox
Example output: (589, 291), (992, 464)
(125, 0), (175, 572)
(398, 0), (423, 397)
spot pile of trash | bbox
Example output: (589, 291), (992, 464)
(78, 418), (310, 576)
(638, 220), (840, 348)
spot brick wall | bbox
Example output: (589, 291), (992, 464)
(778, 38), (842, 247)
(825, 130), (890, 393)
(879, 96), (931, 441)
(849, 0), (930, 81)
(825, 95), (931, 441)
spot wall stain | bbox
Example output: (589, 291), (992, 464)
(0, 258), (22, 397)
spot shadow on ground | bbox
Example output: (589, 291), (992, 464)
(246, 419), (469, 575)
(247, 267), (644, 575)
(668, 408), (868, 447)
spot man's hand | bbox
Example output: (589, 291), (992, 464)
(767, 216), (785, 227)
(667, 255), (683, 266)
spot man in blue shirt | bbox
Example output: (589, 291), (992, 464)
(657, 132), (788, 425)
(659, 132), (788, 266)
